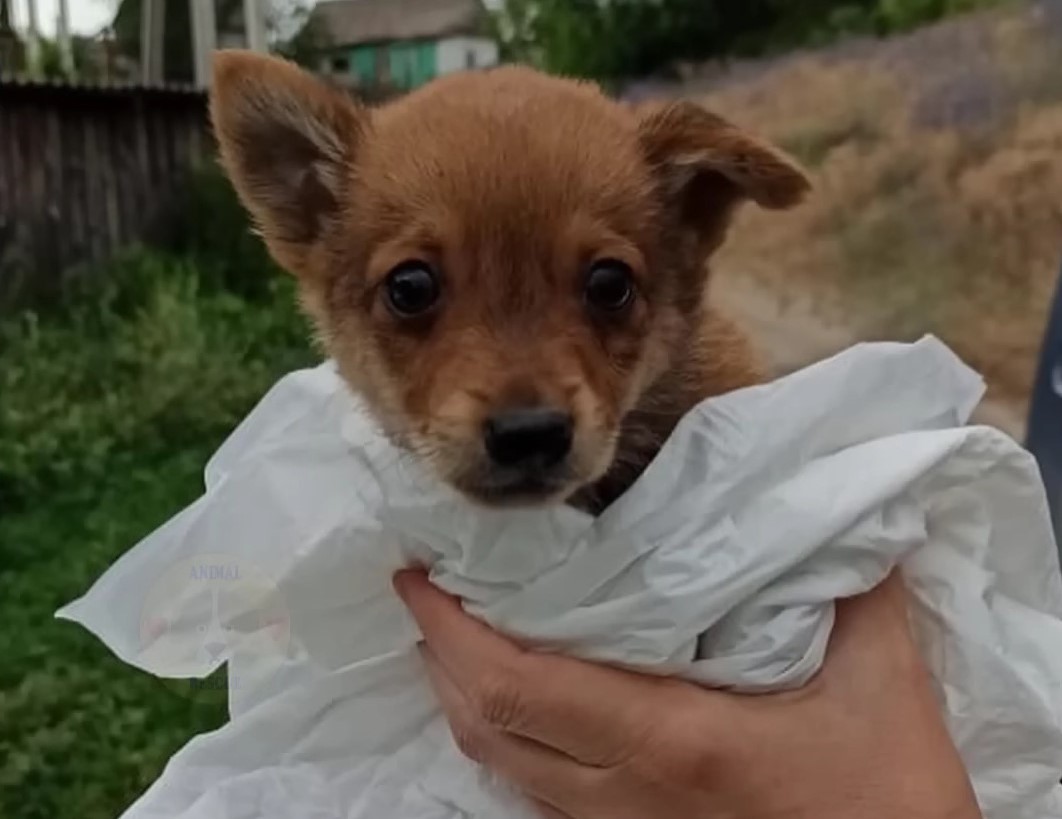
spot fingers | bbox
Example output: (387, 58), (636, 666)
(824, 569), (926, 688)
(831, 570), (911, 649)
(395, 570), (660, 765)
(836, 569), (908, 623)
(419, 642), (604, 818)
(395, 569), (526, 693)
(530, 800), (573, 819)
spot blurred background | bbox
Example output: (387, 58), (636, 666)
(1, 1), (1060, 817)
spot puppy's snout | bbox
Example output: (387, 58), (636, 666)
(484, 408), (573, 469)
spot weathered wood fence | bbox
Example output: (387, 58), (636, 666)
(0, 79), (210, 309)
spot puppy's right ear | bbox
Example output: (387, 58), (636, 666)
(210, 51), (367, 275)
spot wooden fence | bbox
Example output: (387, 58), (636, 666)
(0, 79), (210, 309)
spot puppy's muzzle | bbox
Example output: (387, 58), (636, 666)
(483, 407), (573, 470)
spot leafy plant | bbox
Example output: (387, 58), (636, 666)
(0, 247), (315, 819)
(488, 0), (1013, 82)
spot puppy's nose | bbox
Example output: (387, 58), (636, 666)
(484, 408), (574, 468)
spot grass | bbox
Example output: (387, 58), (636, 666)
(700, 0), (1062, 408)
(0, 238), (317, 818)
(1, 446), (223, 818)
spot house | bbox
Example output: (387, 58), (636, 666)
(309, 0), (499, 92)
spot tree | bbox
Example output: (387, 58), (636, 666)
(490, 0), (797, 81)
(271, 0), (331, 67)
(489, 0), (1006, 83)
(112, 0), (199, 82)
(109, 0), (319, 83)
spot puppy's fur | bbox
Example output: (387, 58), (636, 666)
(210, 52), (809, 512)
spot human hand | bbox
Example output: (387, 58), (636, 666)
(393, 570), (982, 819)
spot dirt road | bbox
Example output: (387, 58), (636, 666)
(714, 274), (1029, 440)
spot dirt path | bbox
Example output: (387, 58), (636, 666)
(714, 275), (1029, 440)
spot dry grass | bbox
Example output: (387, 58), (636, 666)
(700, 0), (1062, 408)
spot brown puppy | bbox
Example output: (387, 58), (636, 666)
(210, 52), (809, 513)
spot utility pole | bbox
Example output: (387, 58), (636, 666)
(189, 0), (216, 88)
(0, 0), (21, 76)
(24, 0), (41, 79)
(140, 0), (166, 84)
(56, 0), (74, 78)
(243, 0), (267, 53)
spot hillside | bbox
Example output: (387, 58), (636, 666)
(687, 0), (1061, 423)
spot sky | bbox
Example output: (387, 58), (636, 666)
(10, 0), (116, 36)
(64, 0), (116, 35)
(23, 0), (504, 38)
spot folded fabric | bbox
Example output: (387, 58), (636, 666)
(58, 336), (1062, 819)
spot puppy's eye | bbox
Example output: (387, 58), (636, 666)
(384, 262), (441, 316)
(584, 259), (634, 312)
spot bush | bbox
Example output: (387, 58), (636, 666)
(0, 249), (317, 819)
(162, 163), (283, 300)
(0, 442), (229, 819)
(0, 249), (313, 514)
(0, 131), (323, 818)
(489, 0), (1013, 81)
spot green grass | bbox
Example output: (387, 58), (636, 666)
(0, 242), (317, 819)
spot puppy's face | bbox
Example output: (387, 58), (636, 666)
(211, 54), (808, 506)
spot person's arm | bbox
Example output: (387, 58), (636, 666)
(393, 570), (982, 819)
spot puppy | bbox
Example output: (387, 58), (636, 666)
(210, 52), (809, 513)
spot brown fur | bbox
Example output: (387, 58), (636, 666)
(210, 52), (810, 512)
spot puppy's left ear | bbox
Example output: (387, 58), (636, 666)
(636, 101), (810, 252)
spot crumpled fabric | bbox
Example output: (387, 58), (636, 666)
(58, 335), (1062, 819)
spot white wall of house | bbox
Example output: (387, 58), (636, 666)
(435, 36), (499, 76)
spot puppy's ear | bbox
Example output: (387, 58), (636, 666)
(210, 50), (367, 275)
(636, 101), (810, 251)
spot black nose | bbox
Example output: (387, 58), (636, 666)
(484, 408), (574, 469)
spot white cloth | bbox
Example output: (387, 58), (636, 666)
(58, 336), (1062, 819)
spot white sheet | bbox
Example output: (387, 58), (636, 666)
(58, 336), (1062, 818)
